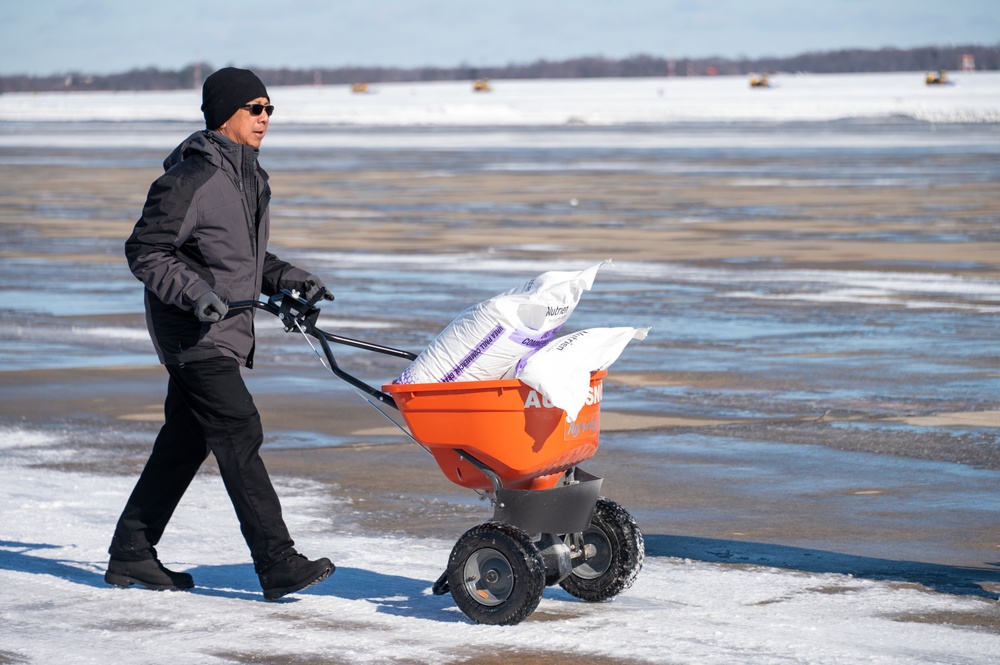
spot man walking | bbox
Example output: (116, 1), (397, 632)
(106, 67), (334, 601)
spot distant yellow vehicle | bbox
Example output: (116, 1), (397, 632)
(473, 79), (492, 92)
(925, 70), (949, 85)
(351, 82), (369, 93)
(749, 73), (770, 88)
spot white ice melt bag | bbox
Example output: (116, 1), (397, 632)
(506, 326), (649, 422)
(395, 260), (610, 384)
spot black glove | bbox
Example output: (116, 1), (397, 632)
(194, 291), (229, 323)
(301, 274), (334, 305)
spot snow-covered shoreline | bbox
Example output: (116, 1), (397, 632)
(1, 426), (998, 664)
(2, 71), (998, 127)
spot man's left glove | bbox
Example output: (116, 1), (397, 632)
(300, 274), (334, 305)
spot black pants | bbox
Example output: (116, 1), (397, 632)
(109, 356), (294, 572)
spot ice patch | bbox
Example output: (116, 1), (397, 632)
(69, 326), (150, 342)
(0, 426), (63, 449)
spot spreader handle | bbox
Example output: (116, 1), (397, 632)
(228, 292), (417, 408)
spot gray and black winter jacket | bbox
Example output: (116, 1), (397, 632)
(126, 130), (312, 368)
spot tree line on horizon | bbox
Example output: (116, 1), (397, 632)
(2, 43), (997, 94)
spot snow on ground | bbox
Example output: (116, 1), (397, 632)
(2, 71), (998, 126)
(1, 427), (997, 664)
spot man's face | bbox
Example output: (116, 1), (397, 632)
(216, 96), (271, 148)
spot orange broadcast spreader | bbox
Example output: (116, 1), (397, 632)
(231, 291), (643, 625)
(383, 371), (606, 492)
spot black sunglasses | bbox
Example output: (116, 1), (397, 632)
(241, 103), (274, 117)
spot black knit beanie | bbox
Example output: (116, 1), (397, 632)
(201, 67), (269, 130)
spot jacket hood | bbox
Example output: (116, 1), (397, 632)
(163, 130), (259, 175)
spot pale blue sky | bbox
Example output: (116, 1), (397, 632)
(3, 0), (997, 76)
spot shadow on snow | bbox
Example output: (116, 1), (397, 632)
(0, 541), (461, 620)
(3, 534), (996, 620)
(645, 533), (1000, 600)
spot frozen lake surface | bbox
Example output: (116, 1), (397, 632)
(0, 72), (998, 663)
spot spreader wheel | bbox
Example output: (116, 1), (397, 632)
(559, 497), (644, 602)
(446, 522), (546, 625)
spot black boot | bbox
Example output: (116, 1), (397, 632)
(105, 555), (194, 591)
(258, 552), (334, 601)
